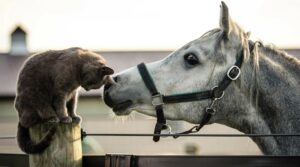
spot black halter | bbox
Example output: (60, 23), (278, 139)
(137, 50), (244, 142)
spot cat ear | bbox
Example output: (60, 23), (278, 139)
(101, 66), (114, 75)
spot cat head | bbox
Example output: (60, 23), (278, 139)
(79, 50), (114, 91)
(81, 63), (114, 91)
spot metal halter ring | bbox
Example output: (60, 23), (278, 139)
(161, 124), (172, 137)
(227, 65), (241, 81)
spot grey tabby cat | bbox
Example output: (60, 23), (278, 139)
(15, 47), (114, 154)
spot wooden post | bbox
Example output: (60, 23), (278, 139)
(29, 123), (82, 167)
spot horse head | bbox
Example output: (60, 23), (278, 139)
(103, 2), (250, 124)
(103, 1), (300, 155)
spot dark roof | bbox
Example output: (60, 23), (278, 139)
(11, 26), (26, 35)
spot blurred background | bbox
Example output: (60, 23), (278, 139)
(0, 0), (300, 155)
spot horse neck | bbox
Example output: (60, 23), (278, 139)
(214, 46), (300, 155)
(241, 46), (299, 134)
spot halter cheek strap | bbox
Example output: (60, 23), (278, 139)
(137, 50), (244, 142)
(137, 63), (167, 142)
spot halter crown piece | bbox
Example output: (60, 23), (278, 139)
(137, 49), (244, 142)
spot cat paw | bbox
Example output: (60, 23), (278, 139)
(46, 117), (60, 124)
(72, 116), (81, 124)
(60, 116), (72, 124)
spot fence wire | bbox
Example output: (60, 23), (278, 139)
(2, 133), (300, 140)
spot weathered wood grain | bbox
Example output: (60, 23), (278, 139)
(29, 123), (82, 167)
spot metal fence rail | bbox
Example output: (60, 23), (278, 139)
(2, 133), (300, 140)
(83, 133), (300, 137)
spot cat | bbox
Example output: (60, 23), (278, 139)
(14, 47), (114, 154)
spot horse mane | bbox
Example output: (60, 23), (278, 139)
(259, 43), (300, 72)
(240, 37), (300, 112)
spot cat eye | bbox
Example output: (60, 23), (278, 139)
(184, 53), (200, 66)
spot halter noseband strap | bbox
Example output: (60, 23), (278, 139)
(137, 50), (244, 142)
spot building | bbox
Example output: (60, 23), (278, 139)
(9, 26), (28, 56)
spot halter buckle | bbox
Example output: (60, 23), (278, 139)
(152, 93), (164, 106)
(227, 65), (241, 81)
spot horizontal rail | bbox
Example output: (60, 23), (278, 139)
(0, 136), (16, 139)
(83, 133), (300, 137)
(2, 133), (300, 140)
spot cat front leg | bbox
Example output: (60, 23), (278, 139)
(67, 91), (81, 123)
(53, 94), (72, 123)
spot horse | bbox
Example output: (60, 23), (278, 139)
(103, 2), (300, 155)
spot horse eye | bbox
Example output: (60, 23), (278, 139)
(184, 53), (199, 66)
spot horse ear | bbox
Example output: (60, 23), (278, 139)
(219, 1), (233, 38)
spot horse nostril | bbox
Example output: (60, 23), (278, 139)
(113, 76), (119, 83)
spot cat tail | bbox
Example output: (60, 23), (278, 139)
(17, 123), (56, 154)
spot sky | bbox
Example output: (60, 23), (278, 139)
(1, 0), (300, 52)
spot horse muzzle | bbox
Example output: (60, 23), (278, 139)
(103, 78), (133, 114)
